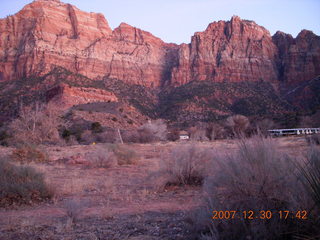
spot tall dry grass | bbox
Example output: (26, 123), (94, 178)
(190, 135), (318, 240)
(0, 158), (53, 207)
(154, 144), (212, 189)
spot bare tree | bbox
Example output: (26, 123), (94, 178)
(207, 123), (227, 140)
(9, 102), (66, 145)
(255, 118), (276, 135)
(138, 119), (167, 142)
(225, 114), (250, 137)
(189, 125), (208, 141)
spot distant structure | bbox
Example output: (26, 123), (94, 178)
(268, 128), (320, 136)
(179, 130), (189, 140)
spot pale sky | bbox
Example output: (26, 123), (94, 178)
(1, 0), (319, 44)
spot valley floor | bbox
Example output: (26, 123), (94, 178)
(0, 137), (310, 240)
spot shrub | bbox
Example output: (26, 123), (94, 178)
(64, 199), (83, 225)
(137, 127), (154, 143)
(137, 119), (167, 143)
(80, 130), (96, 145)
(122, 130), (140, 143)
(109, 144), (138, 165)
(225, 114), (250, 137)
(298, 147), (320, 208)
(85, 147), (117, 168)
(91, 122), (103, 133)
(9, 102), (66, 145)
(208, 123), (228, 140)
(0, 158), (53, 207)
(254, 118), (276, 136)
(0, 129), (9, 146)
(167, 128), (180, 141)
(189, 126), (209, 141)
(192, 136), (312, 240)
(11, 145), (48, 163)
(306, 133), (320, 145)
(62, 128), (72, 140)
(96, 130), (117, 143)
(159, 144), (212, 187)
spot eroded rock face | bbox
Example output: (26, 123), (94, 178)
(0, 1), (319, 91)
(273, 30), (320, 86)
(46, 84), (118, 109)
(171, 16), (279, 86)
(0, 0), (178, 87)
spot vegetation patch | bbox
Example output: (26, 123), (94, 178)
(0, 158), (53, 207)
(190, 136), (319, 240)
(158, 144), (212, 188)
(11, 145), (49, 163)
(109, 144), (138, 165)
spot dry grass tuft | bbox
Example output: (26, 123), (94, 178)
(109, 144), (138, 165)
(156, 144), (213, 189)
(85, 147), (117, 168)
(11, 145), (49, 163)
(0, 158), (53, 207)
(64, 199), (83, 227)
(191, 135), (316, 240)
(306, 133), (320, 145)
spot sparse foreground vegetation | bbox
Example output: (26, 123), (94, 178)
(0, 136), (319, 239)
(0, 158), (53, 207)
(157, 144), (212, 188)
(190, 136), (320, 240)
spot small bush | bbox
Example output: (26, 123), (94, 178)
(0, 130), (9, 146)
(109, 144), (138, 165)
(0, 158), (53, 207)
(306, 133), (320, 145)
(122, 130), (140, 143)
(62, 128), (72, 140)
(159, 144), (212, 187)
(11, 145), (48, 163)
(96, 130), (117, 143)
(192, 136), (313, 240)
(167, 128), (180, 141)
(9, 102), (66, 145)
(254, 118), (276, 136)
(86, 147), (117, 168)
(298, 147), (320, 208)
(137, 119), (167, 143)
(91, 122), (103, 133)
(64, 199), (83, 225)
(80, 130), (96, 145)
(225, 114), (250, 137)
(189, 126), (209, 141)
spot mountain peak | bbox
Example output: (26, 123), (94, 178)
(34, 0), (60, 2)
(231, 15), (241, 22)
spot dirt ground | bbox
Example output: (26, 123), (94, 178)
(0, 136), (311, 240)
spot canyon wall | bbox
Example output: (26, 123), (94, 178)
(0, 0), (319, 89)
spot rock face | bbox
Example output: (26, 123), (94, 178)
(0, 0), (319, 90)
(273, 30), (320, 86)
(171, 16), (279, 86)
(46, 84), (118, 109)
(171, 16), (320, 88)
(0, 0), (178, 87)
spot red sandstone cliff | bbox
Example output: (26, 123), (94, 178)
(0, 0), (319, 90)
(273, 30), (320, 86)
(0, 0), (178, 87)
(171, 16), (320, 88)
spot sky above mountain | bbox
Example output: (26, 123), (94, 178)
(1, 0), (319, 44)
